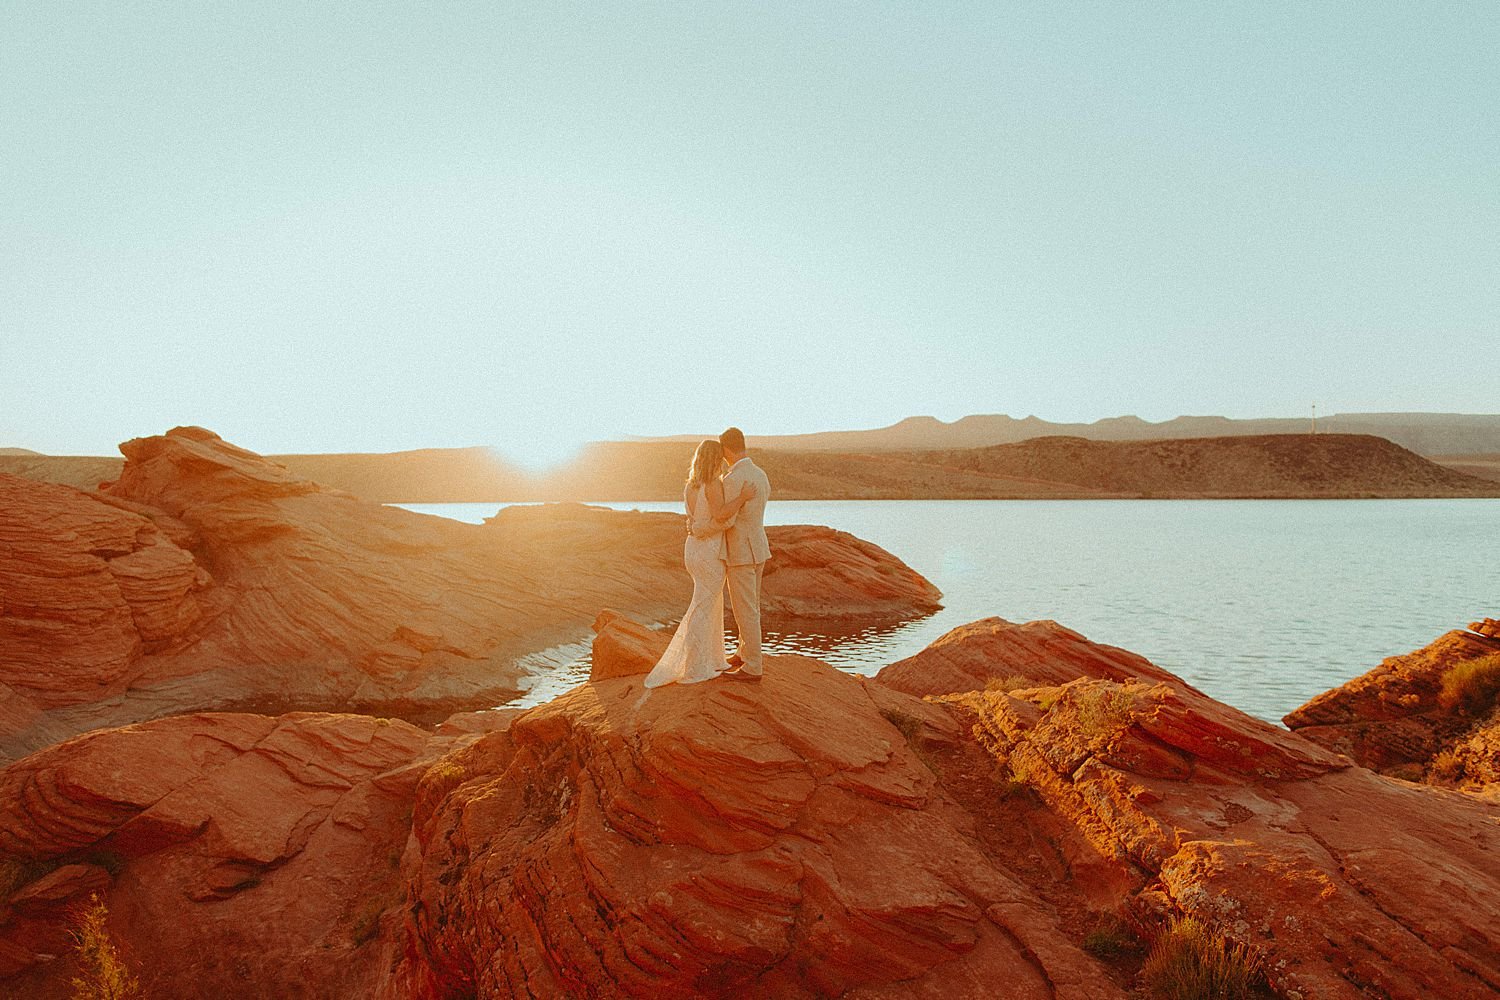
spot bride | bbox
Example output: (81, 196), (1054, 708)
(643, 439), (755, 689)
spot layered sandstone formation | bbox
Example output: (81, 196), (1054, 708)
(0, 428), (940, 762)
(3, 615), (1499, 998)
(879, 623), (1500, 999)
(382, 642), (1128, 999)
(875, 616), (1182, 697)
(0, 710), (514, 998)
(1285, 621), (1500, 785)
(376, 616), (1500, 1000)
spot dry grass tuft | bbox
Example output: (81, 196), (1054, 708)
(1428, 748), (1465, 785)
(879, 706), (924, 744)
(985, 674), (1038, 694)
(1438, 652), (1500, 715)
(1082, 912), (1141, 959)
(69, 894), (141, 1000)
(1141, 916), (1263, 1000)
(1075, 683), (1139, 738)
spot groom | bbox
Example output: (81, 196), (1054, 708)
(712, 426), (771, 681)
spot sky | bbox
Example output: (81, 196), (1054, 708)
(3, 3), (1497, 467)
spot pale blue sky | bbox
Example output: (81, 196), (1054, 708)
(3, 3), (1496, 466)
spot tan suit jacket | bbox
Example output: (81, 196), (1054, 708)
(718, 458), (771, 566)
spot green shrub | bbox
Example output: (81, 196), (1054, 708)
(1438, 653), (1500, 715)
(69, 894), (141, 1000)
(1141, 916), (1262, 1000)
(985, 675), (1037, 694)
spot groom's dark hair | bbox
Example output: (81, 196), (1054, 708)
(719, 427), (746, 454)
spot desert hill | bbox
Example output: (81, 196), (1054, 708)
(888, 432), (1497, 498)
(546, 433), (1500, 499)
(1437, 452), (1500, 483)
(4, 432), (1495, 503)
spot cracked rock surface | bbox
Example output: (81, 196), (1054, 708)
(0, 711), (473, 998)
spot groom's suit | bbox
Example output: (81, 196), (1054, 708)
(719, 457), (772, 675)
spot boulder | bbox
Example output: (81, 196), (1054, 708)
(484, 502), (944, 624)
(588, 610), (670, 681)
(875, 616), (1181, 698)
(1284, 625), (1500, 778)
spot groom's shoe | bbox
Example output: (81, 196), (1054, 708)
(727, 653), (744, 669)
(724, 666), (762, 683)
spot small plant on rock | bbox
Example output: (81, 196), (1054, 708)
(1141, 915), (1263, 1000)
(1428, 749), (1465, 785)
(879, 706), (924, 744)
(985, 674), (1037, 694)
(1075, 683), (1139, 739)
(1438, 652), (1500, 716)
(1082, 912), (1141, 959)
(69, 894), (141, 1000)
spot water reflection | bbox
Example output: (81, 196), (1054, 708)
(505, 611), (943, 710)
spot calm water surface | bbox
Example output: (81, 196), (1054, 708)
(396, 500), (1499, 722)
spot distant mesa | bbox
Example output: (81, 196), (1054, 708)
(4, 422), (1495, 503)
(685, 410), (1500, 456)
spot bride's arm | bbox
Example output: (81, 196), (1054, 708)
(707, 479), (755, 527)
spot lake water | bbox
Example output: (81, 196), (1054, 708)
(395, 500), (1499, 723)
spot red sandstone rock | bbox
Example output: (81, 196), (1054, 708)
(0, 475), (205, 709)
(382, 649), (1127, 1000)
(588, 610), (670, 681)
(5, 616), (1499, 998)
(1, 428), (941, 762)
(1284, 626), (1500, 777)
(0, 711), (455, 998)
(376, 616), (1500, 999)
(485, 502), (944, 624)
(943, 679), (1500, 999)
(876, 616), (1182, 698)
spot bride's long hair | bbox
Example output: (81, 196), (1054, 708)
(685, 439), (725, 488)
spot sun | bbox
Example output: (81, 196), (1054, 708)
(490, 433), (588, 475)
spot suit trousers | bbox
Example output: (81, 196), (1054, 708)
(725, 561), (766, 673)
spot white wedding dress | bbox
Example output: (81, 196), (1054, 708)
(643, 483), (727, 688)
